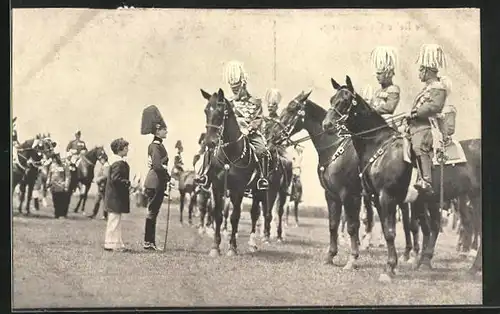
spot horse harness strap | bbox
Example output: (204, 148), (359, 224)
(358, 134), (402, 179)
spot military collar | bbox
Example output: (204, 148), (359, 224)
(152, 136), (163, 144)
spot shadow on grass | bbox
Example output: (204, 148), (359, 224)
(244, 249), (311, 263)
(280, 237), (325, 249)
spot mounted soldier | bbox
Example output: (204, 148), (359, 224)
(369, 46), (401, 121)
(263, 88), (288, 157)
(171, 140), (185, 180)
(12, 117), (20, 164)
(195, 60), (270, 191)
(66, 130), (88, 175)
(407, 44), (452, 196)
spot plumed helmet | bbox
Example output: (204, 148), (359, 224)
(370, 46), (398, 73)
(416, 44), (447, 71)
(141, 105), (167, 135)
(223, 60), (248, 87)
(265, 88), (282, 105)
(75, 130), (81, 136)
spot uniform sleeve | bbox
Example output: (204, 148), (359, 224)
(415, 88), (446, 118)
(378, 85), (400, 115)
(81, 141), (87, 150)
(66, 141), (72, 152)
(250, 99), (264, 129)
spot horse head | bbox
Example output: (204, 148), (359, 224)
(89, 146), (107, 164)
(323, 76), (380, 136)
(200, 88), (239, 149)
(276, 89), (313, 139)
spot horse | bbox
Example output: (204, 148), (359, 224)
(285, 173), (302, 227)
(68, 146), (107, 214)
(175, 169), (198, 225)
(272, 90), (419, 268)
(12, 135), (55, 215)
(322, 75), (481, 280)
(200, 88), (285, 256)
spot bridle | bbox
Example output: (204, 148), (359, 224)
(330, 87), (358, 130)
(205, 99), (244, 148)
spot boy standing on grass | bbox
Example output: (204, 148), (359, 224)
(103, 138), (131, 252)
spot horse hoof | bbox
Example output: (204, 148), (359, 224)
(399, 254), (409, 264)
(248, 246), (258, 253)
(277, 238), (284, 244)
(209, 248), (220, 257)
(468, 249), (478, 258)
(227, 249), (237, 257)
(343, 261), (356, 270)
(378, 273), (392, 283)
(419, 261), (433, 271)
(263, 237), (270, 244)
(407, 256), (417, 265)
(198, 228), (205, 235)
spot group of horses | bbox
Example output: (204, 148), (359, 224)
(12, 135), (107, 217)
(197, 76), (481, 283)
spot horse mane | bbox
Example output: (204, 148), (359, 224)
(19, 138), (35, 149)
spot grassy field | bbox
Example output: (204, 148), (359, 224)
(12, 194), (481, 308)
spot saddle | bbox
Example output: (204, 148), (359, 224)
(402, 133), (467, 166)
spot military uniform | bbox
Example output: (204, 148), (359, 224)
(66, 132), (87, 173)
(141, 105), (170, 251)
(371, 85), (400, 118)
(408, 44), (449, 195)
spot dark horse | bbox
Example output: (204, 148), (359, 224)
(13, 135), (54, 215)
(322, 76), (481, 280)
(200, 88), (285, 256)
(68, 146), (107, 214)
(175, 169), (198, 225)
(272, 91), (419, 268)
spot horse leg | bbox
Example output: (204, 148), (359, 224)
(222, 198), (230, 237)
(343, 194), (361, 270)
(25, 182), (35, 215)
(227, 192), (244, 256)
(276, 189), (287, 242)
(248, 196), (261, 252)
(80, 185), (90, 214)
(419, 201), (441, 270)
(360, 195), (374, 250)
(457, 195), (473, 256)
(409, 203), (420, 263)
(179, 190), (185, 224)
(412, 198), (430, 270)
(399, 202), (413, 262)
(469, 194), (481, 255)
(468, 239), (482, 274)
(188, 193), (195, 226)
(324, 191), (342, 265)
(209, 188), (224, 257)
(376, 191), (398, 282)
(262, 191), (273, 243)
(17, 182), (26, 214)
(73, 185), (84, 213)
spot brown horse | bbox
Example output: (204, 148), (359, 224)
(272, 91), (420, 268)
(201, 88), (286, 256)
(68, 146), (107, 214)
(175, 169), (198, 225)
(322, 76), (481, 280)
(13, 135), (55, 215)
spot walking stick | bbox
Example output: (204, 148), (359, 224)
(163, 182), (173, 252)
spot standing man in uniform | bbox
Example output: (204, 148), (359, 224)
(407, 44), (449, 196)
(195, 60), (270, 191)
(141, 105), (171, 251)
(369, 46), (401, 120)
(66, 130), (88, 175)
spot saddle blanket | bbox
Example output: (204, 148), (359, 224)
(403, 137), (467, 166)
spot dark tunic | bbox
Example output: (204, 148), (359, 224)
(144, 137), (169, 191)
(104, 157), (130, 214)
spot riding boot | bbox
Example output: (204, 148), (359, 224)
(414, 154), (434, 196)
(256, 154), (269, 190)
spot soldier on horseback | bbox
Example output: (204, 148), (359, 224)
(369, 46), (401, 120)
(407, 44), (450, 196)
(172, 140), (185, 180)
(195, 60), (271, 191)
(66, 130), (87, 174)
(263, 88), (287, 156)
(12, 117), (20, 164)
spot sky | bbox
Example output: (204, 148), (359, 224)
(12, 8), (480, 205)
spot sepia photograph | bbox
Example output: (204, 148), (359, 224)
(12, 7), (481, 308)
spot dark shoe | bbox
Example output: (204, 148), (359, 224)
(143, 242), (163, 251)
(414, 155), (434, 196)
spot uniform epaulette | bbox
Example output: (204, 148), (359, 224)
(386, 85), (400, 94)
(428, 80), (446, 90)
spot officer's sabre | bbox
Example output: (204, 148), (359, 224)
(163, 182), (173, 252)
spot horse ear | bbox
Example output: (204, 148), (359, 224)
(200, 89), (211, 100)
(303, 88), (312, 100)
(217, 88), (224, 100)
(346, 75), (354, 92)
(331, 78), (341, 90)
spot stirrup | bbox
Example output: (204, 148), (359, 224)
(257, 177), (269, 190)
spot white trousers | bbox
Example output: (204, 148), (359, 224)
(104, 212), (125, 249)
